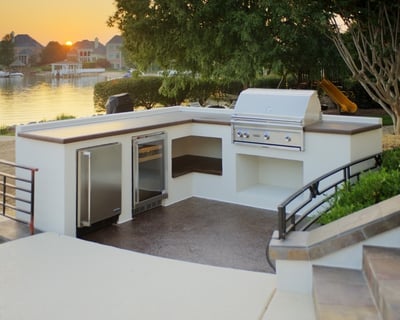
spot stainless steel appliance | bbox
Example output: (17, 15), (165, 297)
(231, 88), (321, 151)
(132, 132), (167, 215)
(77, 143), (122, 232)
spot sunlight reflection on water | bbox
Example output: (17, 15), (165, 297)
(0, 74), (110, 126)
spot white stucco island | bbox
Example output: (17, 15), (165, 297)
(15, 102), (382, 236)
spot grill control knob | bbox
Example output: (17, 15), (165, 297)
(285, 136), (291, 142)
(264, 132), (270, 140)
(243, 131), (250, 138)
(236, 130), (243, 138)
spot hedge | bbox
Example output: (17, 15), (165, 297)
(93, 77), (171, 111)
(93, 76), (248, 112)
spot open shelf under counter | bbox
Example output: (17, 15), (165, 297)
(171, 135), (223, 178)
(235, 184), (299, 210)
(235, 153), (304, 209)
(172, 155), (222, 178)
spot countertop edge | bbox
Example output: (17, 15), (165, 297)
(304, 121), (382, 135)
(17, 117), (231, 144)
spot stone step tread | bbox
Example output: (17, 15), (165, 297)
(364, 246), (400, 280)
(363, 246), (400, 319)
(313, 265), (380, 320)
(261, 290), (316, 320)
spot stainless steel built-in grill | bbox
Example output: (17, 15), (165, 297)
(231, 88), (322, 151)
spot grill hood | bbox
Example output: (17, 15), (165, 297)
(232, 88), (322, 125)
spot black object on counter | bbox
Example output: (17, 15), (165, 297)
(106, 93), (133, 114)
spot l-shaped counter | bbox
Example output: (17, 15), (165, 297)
(16, 106), (382, 236)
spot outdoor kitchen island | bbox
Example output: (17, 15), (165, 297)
(15, 89), (382, 237)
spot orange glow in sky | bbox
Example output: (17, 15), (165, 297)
(0, 0), (120, 46)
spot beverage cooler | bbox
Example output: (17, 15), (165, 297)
(76, 143), (122, 235)
(132, 132), (167, 215)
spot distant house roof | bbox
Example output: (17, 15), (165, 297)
(73, 38), (106, 55)
(106, 35), (123, 45)
(74, 40), (95, 49)
(14, 34), (44, 49)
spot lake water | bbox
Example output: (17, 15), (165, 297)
(0, 73), (116, 127)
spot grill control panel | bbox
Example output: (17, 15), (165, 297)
(232, 125), (304, 151)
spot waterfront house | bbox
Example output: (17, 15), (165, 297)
(67, 38), (106, 64)
(106, 35), (126, 70)
(13, 33), (43, 66)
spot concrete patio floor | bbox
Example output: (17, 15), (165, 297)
(81, 197), (277, 273)
(0, 197), (278, 273)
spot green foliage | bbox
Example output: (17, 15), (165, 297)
(95, 76), (247, 110)
(319, 149), (400, 225)
(254, 74), (297, 89)
(0, 125), (14, 136)
(159, 76), (222, 105)
(40, 41), (67, 65)
(107, 1), (360, 87)
(83, 59), (111, 69)
(55, 114), (75, 121)
(382, 148), (400, 171)
(343, 80), (381, 109)
(94, 77), (173, 111)
(0, 33), (15, 67)
(381, 115), (393, 126)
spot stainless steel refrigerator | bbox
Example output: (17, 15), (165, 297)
(77, 143), (122, 230)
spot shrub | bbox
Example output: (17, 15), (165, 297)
(55, 114), (75, 121)
(381, 147), (400, 171)
(159, 77), (232, 105)
(319, 151), (400, 225)
(94, 77), (171, 111)
(160, 77), (216, 104)
(0, 125), (13, 135)
(94, 76), (245, 111)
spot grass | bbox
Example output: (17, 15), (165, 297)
(381, 114), (393, 126)
(0, 125), (15, 136)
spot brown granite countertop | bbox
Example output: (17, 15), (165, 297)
(17, 109), (381, 144)
(305, 120), (381, 135)
(18, 111), (231, 144)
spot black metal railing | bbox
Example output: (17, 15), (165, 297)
(277, 153), (382, 239)
(0, 160), (38, 234)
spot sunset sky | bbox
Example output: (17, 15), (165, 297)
(0, 0), (120, 46)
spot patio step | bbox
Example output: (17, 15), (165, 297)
(363, 246), (400, 320)
(313, 245), (400, 320)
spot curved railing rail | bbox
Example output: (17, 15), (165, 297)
(277, 153), (382, 240)
(0, 159), (38, 234)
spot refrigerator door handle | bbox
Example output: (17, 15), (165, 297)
(133, 143), (139, 205)
(82, 151), (91, 227)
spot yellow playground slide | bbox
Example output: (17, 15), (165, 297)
(319, 78), (357, 113)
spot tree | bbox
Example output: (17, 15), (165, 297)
(109, 1), (348, 88)
(108, 0), (273, 86)
(0, 33), (15, 68)
(265, 0), (400, 134)
(41, 41), (67, 65)
(264, 1), (348, 87)
(327, 1), (400, 134)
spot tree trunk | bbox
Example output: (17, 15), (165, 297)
(328, 2), (400, 135)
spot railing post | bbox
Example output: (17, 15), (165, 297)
(29, 169), (36, 235)
(1, 175), (6, 216)
(0, 160), (38, 233)
(278, 205), (286, 239)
